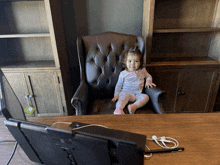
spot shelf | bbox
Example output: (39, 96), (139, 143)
(147, 57), (220, 67)
(153, 28), (220, 33)
(0, 33), (50, 38)
(0, 0), (43, 1)
(0, 61), (56, 69)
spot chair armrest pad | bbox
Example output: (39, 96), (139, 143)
(71, 81), (89, 115)
(145, 87), (166, 114)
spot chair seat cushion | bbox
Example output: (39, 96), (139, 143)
(88, 99), (155, 115)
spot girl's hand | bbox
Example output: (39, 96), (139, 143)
(145, 81), (156, 89)
(112, 94), (119, 102)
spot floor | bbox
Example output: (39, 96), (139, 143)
(0, 116), (42, 165)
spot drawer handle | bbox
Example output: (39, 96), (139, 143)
(177, 92), (185, 95)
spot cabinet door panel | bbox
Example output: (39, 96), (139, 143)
(2, 72), (28, 120)
(178, 68), (217, 112)
(26, 71), (64, 116)
(3, 72), (29, 111)
(150, 68), (181, 113)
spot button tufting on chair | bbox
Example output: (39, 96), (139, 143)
(116, 55), (119, 62)
(96, 46), (100, 51)
(104, 56), (108, 62)
(98, 68), (102, 74)
(121, 43), (124, 50)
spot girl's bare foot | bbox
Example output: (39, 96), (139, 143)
(128, 104), (138, 114)
(114, 107), (125, 115)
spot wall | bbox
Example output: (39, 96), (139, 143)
(209, 34), (220, 61)
(60, 0), (143, 93)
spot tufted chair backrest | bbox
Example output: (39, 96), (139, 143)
(77, 32), (145, 99)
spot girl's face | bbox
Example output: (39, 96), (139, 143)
(126, 53), (141, 72)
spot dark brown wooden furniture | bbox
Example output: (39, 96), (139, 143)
(24, 113), (220, 165)
(0, 0), (73, 117)
(142, 0), (220, 112)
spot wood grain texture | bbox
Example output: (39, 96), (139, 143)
(1, 61), (55, 69)
(153, 28), (220, 33)
(0, 1), (49, 34)
(149, 67), (182, 113)
(177, 68), (219, 112)
(147, 57), (220, 66)
(151, 32), (212, 57)
(0, 37), (54, 64)
(44, 0), (73, 114)
(147, 64), (220, 113)
(142, 0), (155, 64)
(25, 71), (64, 116)
(24, 113), (220, 165)
(3, 72), (29, 111)
(153, 0), (216, 29)
(142, 0), (220, 63)
(0, 0), (73, 116)
(0, 34), (50, 38)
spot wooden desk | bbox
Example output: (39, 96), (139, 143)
(1, 113), (220, 165)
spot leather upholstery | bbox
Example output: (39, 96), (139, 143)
(72, 32), (165, 115)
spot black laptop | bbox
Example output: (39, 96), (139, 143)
(0, 69), (146, 165)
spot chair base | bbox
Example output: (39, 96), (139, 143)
(88, 99), (155, 115)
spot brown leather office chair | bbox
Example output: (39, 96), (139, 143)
(71, 32), (165, 115)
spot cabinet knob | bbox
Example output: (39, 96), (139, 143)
(177, 92), (185, 95)
(25, 95), (33, 98)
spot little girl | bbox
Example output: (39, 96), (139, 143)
(112, 46), (156, 115)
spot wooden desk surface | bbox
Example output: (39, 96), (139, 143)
(1, 113), (220, 165)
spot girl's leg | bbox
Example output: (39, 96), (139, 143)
(114, 92), (131, 115)
(128, 94), (149, 114)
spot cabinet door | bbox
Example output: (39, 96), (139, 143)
(176, 67), (219, 113)
(150, 67), (182, 113)
(25, 71), (65, 116)
(2, 72), (29, 120)
(3, 72), (29, 111)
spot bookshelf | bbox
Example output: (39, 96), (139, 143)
(143, 0), (220, 113)
(0, 0), (73, 117)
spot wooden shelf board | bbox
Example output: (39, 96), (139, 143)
(0, 33), (50, 38)
(147, 57), (220, 66)
(0, 0), (43, 1)
(153, 28), (220, 33)
(0, 61), (56, 70)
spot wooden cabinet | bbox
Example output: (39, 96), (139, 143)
(143, 0), (220, 112)
(148, 67), (182, 113)
(25, 71), (66, 116)
(0, 0), (73, 116)
(178, 67), (219, 113)
(3, 72), (29, 112)
(4, 70), (68, 117)
(149, 65), (220, 113)
(142, 0), (220, 62)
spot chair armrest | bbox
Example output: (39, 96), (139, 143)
(145, 87), (166, 114)
(71, 81), (89, 115)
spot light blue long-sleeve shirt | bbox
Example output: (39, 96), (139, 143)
(114, 68), (152, 95)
